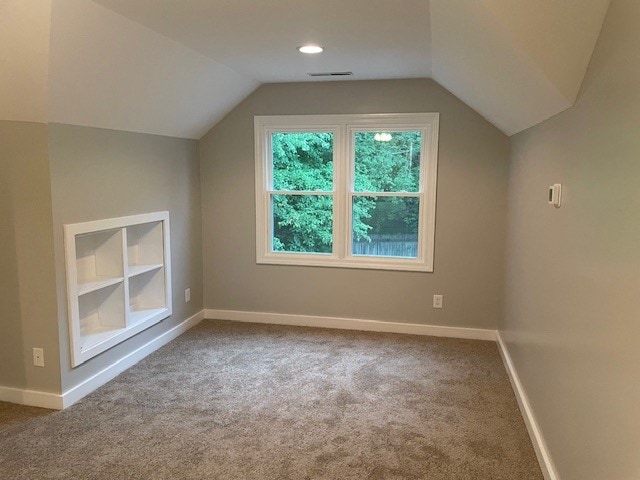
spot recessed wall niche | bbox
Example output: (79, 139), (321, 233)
(64, 212), (172, 366)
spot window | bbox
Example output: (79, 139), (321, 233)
(255, 113), (439, 272)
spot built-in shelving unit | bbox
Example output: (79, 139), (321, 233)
(64, 212), (172, 367)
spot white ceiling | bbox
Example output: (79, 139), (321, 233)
(430, 0), (611, 135)
(1, 0), (611, 138)
(48, 0), (258, 139)
(92, 0), (433, 82)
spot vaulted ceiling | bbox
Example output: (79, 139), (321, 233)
(2, 0), (611, 138)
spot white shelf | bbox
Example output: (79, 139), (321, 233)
(127, 264), (163, 278)
(127, 222), (164, 267)
(78, 276), (124, 296)
(128, 308), (168, 327)
(65, 212), (172, 367)
(80, 325), (127, 351)
(78, 282), (126, 351)
(75, 229), (124, 285)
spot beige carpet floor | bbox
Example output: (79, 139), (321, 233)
(0, 320), (543, 479)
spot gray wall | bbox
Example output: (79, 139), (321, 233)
(48, 124), (203, 392)
(0, 121), (60, 392)
(200, 79), (510, 329)
(502, 1), (640, 478)
(0, 123), (24, 389)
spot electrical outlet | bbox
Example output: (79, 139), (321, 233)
(185, 288), (191, 303)
(433, 294), (443, 309)
(33, 348), (45, 367)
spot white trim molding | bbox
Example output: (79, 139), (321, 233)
(254, 113), (440, 272)
(0, 308), (554, 480)
(204, 310), (557, 478)
(0, 310), (204, 410)
(61, 309), (204, 409)
(0, 386), (63, 410)
(64, 211), (173, 367)
(205, 309), (496, 341)
(497, 332), (559, 480)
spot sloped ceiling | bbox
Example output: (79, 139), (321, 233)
(48, 0), (258, 139)
(1, 0), (611, 138)
(430, 0), (611, 135)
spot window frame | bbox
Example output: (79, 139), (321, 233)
(254, 113), (439, 272)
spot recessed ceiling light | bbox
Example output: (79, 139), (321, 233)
(298, 44), (323, 54)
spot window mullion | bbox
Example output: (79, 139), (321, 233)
(350, 191), (422, 197)
(345, 123), (354, 260)
(333, 124), (346, 260)
(268, 190), (332, 195)
(345, 125), (355, 259)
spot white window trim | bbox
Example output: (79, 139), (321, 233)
(254, 113), (439, 272)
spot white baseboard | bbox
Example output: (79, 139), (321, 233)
(496, 332), (559, 480)
(0, 385), (63, 410)
(205, 309), (497, 341)
(204, 311), (557, 477)
(61, 309), (205, 408)
(0, 309), (553, 480)
(0, 310), (204, 411)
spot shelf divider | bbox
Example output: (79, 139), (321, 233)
(127, 263), (164, 278)
(77, 276), (124, 296)
(128, 307), (168, 327)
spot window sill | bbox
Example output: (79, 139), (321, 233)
(257, 254), (433, 272)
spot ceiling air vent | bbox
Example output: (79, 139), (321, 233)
(308, 72), (353, 77)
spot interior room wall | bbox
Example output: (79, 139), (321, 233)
(502, 1), (640, 478)
(0, 123), (27, 389)
(0, 121), (61, 393)
(200, 79), (510, 329)
(48, 124), (203, 392)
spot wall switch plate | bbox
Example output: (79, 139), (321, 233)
(548, 183), (562, 207)
(33, 348), (45, 367)
(433, 294), (443, 309)
(185, 288), (191, 303)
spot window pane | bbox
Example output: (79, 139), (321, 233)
(354, 131), (421, 192)
(352, 196), (419, 258)
(272, 194), (333, 253)
(272, 132), (333, 191)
